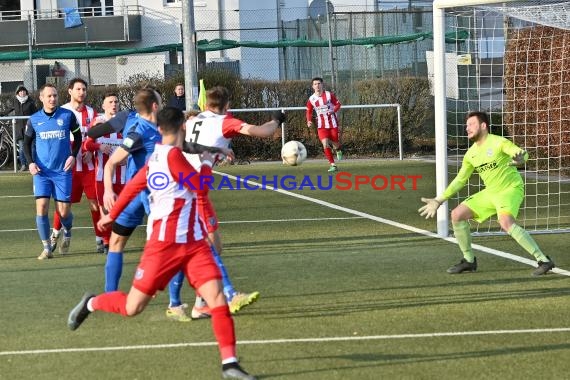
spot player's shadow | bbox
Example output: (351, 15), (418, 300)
(252, 342), (570, 378)
(225, 232), (437, 258)
(256, 284), (570, 320)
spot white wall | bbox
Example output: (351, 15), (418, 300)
(0, 0), (312, 90)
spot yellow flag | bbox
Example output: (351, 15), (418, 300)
(197, 79), (207, 111)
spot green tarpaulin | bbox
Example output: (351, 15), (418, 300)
(0, 30), (468, 62)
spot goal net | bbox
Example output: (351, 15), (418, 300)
(432, 0), (570, 237)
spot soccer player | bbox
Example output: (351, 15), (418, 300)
(99, 88), (162, 298)
(68, 107), (257, 380)
(306, 77), (343, 172)
(22, 83), (81, 260)
(184, 85), (285, 318)
(419, 111), (556, 276)
(50, 78), (101, 255)
(88, 97), (233, 322)
(83, 92), (123, 255)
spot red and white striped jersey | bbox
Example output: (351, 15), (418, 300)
(306, 91), (341, 129)
(62, 103), (97, 171)
(184, 110), (245, 169)
(87, 114), (126, 184)
(94, 132), (126, 184)
(146, 144), (206, 243)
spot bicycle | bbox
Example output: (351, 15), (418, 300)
(0, 122), (16, 169)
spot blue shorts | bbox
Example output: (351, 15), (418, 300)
(33, 171), (72, 202)
(114, 190), (149, 229)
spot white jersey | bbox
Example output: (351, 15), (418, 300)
(184, 110), (244, 169)
(146, 144), (205, 243)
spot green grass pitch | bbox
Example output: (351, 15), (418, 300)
(1, 160), (569, 379)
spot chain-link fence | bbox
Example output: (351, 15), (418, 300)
(0, 4), (435, 96)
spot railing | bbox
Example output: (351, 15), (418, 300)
(229, 104), (404, 160)
(0, 6), (143, 21)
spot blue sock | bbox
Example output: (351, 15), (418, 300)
(104, 252), (123, 292)
(60, 213), (73, 238)
(168, 271), (185, 307)
(210, 245), (236, 300)
(36, 215), (50, 242)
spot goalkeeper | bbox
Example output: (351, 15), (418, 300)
(419, 111), (555, 276)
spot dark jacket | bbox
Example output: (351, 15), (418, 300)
(5, 94), (37, 141)
(167, 95), (186, 111)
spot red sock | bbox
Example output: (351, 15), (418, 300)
(90, 208), (102, 239)
(102, 229), (111, 245)
(324, 147), (334, 164)
(210, 305), (236, 361)
(53, 212), (62, 231)
(91, 291), (128, 316)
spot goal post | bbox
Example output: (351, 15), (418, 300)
(432, 0), (570, 237)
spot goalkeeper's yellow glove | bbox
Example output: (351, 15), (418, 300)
(418, 197), (445, 219)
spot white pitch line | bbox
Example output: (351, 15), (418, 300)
(0, 217), (363, 233)
(0, 194), (34, 198)
(214, 170), (570, 277)
(2, 327), (570, 356)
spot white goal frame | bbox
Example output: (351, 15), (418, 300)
(432, 0), (570, 237)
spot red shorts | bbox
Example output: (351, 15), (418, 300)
(71, 169), (97, 203)
(96, 181), (124, 207)
(197, 194), (218, 233)
(317, 127), (340, 143)
(132, 239), (221, 296)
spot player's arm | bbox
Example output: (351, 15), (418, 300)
(330, 93), (341, 113)
(103, 146), (130, 211)
(182, 141), (234, 160)
(419, 158), (474, 219)
(23, 120), (37, 173)
(306, 100), (314, 127)
(87, 110), (129, 138)
(83, 136), (100, 152)
(98, 166), (147, 230)
(64, 121), (82, 172)
(168, 147), (213, 196)
(239, 111), (286, 137)
(501, 139), (528, 166)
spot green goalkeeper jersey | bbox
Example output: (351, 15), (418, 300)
(442, 133), (527, 200)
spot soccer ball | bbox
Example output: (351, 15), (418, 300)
(281, 140), (307, 166)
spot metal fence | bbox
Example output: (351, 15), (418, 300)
(0, 5), (435, 97)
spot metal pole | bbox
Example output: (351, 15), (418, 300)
(325, 1), (335, 90)
(85, 24), (92, 84)
(12, 119), (17, 173)
(281, 108), (286, 147)
(182, 0), (199, 110)
(433, 4), (449, 237)
(397, 104), (403, 160)
(27, 14), (35, 91)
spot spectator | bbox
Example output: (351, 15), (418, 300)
(167, 83), (186, 111)
(4, 85), (37, 171)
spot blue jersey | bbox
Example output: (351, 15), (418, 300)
(25, 107), (79, 172)
(120, 114), (161, 179)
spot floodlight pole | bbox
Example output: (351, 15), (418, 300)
(182, 0), (199, 110)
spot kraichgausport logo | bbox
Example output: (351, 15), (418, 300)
(146, 171), (422, 191)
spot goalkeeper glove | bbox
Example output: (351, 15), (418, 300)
(271, 110), (286, 124)
(418, 197), (445, 219)
(509, 150), (527, 166)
